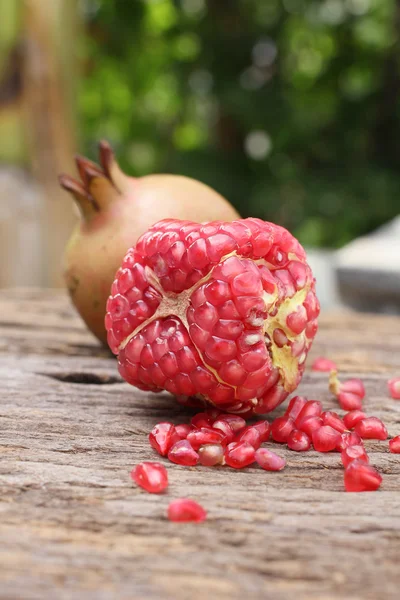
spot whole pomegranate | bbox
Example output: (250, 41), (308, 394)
(106, 218), (319, 415)
(59, 141), (239, 345)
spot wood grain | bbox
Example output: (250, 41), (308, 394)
(1, 289), (400, 600)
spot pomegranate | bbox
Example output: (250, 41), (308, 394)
(59, 141), (240, 344)
(106, 218), (319, 414)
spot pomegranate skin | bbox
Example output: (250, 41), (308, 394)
(106, 217), (319, 415)
(59, 141), (240, 345)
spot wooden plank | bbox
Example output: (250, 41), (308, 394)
(1, 289), (400, 600)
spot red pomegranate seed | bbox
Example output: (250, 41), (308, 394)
(343, 410), (367, 430)
(312, 426), (341, 452)
(224, 441), (256, 469)
(205, 408), (222, 421)
(285, 396), (307, 421)
(236, 426), (262, 449)
(253, 420), (271, 442)
(329, 371), (365, 411)
(219, 414), (247, 434)
(191, 412), (213, 429)
(187, 427), (226, 450)
(255, 448), (286, 471)
(168, 498), (207, 522)
(168, 440), (199, 466)
(149, 422), (180, 456)
(388, 378), (400, 399)
(341, 445), (369, 468)
(355, 417), (388, 440)
(175, 423), (192, 439)
(212, 419), (235, 443)
(295, 400), (323, 426)
(344, 460), (382, 492)
(297, 415), (323, 437)
(287, 429), (311, 452)
(389, 436), (400, 453)
(321, 411), (346, 433)
(337, 431), (363, 452)
(271, 416), (295, 443)
(311, 357), (338, 372)
(198, 443), (224, 466)
(131, 462), (168, 493)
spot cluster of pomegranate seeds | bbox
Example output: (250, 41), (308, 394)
(388, 377), (400, 399)
(149, 422), (180, 456)
(329, 371), (365, 411)
(343, 410), (366, 430)
(389, 436), (400, 453)
(312, 357), (338, 372)
(341, 445), (369, 468)
(168, 498), (207, 523)
(131, 462), (169, 493)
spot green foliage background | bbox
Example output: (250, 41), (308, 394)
(79, 0), (400, 247)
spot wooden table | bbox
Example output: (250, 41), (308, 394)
(1, 289), (400, 600)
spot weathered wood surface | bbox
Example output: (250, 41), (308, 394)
(1, 289), (400, 600)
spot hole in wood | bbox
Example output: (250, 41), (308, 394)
(39, 372), (122, 385)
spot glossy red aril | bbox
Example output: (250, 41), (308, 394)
(271, 416), (295, 443)
(224, 441), (256, 469)
(343, 410), (367, 430)
(168, 440), (199, 466)
(219, 414), (247, 434)
(388, 378), (400, 399)
(168, 498), (207, 522)
(312, 426), (341, 452)
(389, 435), (400, 453)
(311, 357), (338, 372)
(212, 419), (235, 443)
(252, 420), (271, 442)
(285, 396), (307, 421)
(191, 413), (213, 429)
(255, 448), (286, 471)
(106, 217), (319, 414)
(341, 445), (369, 468)
(149, 422), (180, 456)
(295, 401), (323, 426)
(131, 462), (168, 493)
(321, 411), (346, 433)
(355, 417), (388, 440)
(297, 415), (323, 438)
(337, 431), (363, 452)
(329, 371), (365, 411)
(187, 427), (226, 450)
(287, 429), (311, 452)
(198, 443), (224, 466)
(175, 423), (192, 439)
(344, 460), (382, 492)
(236, 426), (262, 449)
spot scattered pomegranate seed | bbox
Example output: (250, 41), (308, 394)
(131, 462), (168, 494)
(255, 448), (286, 471)
(212, 419), (235, 443)
(187, 427), (227, 450)
(337, 431), (363, 451)
(297, 415), (323, 438)
(329, 371), (365, 411)
(311, 357), (338, 372)
(218, 414), (247, 434)
(252, 420), (271, 442)
(271, 415), (295, 443)
(344, 460), (382, 492)
(341, 445), (369, 468)
(389, 436), (400, 453)
(191, 412), (213, 429)
(224, 441), (256, 469)
(168, 440), (199, 466)
(343, 410), (367, 430)
(175, 423), (192, 439)
(312, 426), (341, 452)
(388, 377), (400, 399)
(149, 422), (180, 456)
(321, 411), (346, 433)
(284, 396), (308, 421)
(168, 498), (207, 522)
(287, 429), (311, 452)
(355, 417), (388, 441)
(295, 400), (323, 426)
(236, 426), (262, 449)
(198, 443), (224, 466)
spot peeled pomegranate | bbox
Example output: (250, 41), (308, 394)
(106, 217), (319, 415)
(59, 141), (239, 344)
